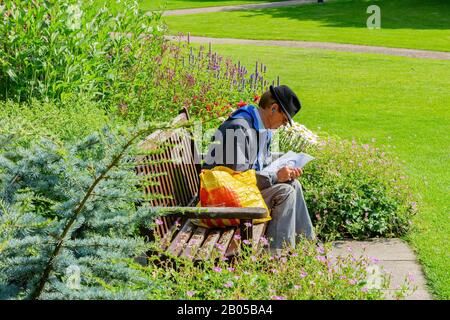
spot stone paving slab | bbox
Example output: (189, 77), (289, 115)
(330, 238), (433, 300)
(167, 35), (450, 60)
(162, 0), (317, 16)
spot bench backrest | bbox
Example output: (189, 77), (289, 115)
(136, 109), (201, 237)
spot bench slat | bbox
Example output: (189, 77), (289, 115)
(215, 227), (236, 258)
(160, 217), (181, 251)
(155, 207), (268, 219)
(167, 220), (195, 256)
(226, 223), (267, 257)
(181, 226), (208, 260)
(195, 229), (222, 261)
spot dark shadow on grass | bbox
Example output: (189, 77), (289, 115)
(239, 0), (450, 30)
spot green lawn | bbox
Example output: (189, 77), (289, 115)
(189, 43), (450, 299)
(164, 0), (450, 51)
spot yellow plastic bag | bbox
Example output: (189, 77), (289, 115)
(191, 166), (271, 228)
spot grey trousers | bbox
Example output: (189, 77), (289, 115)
(260, 179), (315, 250)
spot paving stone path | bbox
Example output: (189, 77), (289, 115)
(330, 238), (432, 300)
(162, 0), (317, 16)
(166, 35), (450, 60)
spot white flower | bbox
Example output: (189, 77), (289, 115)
(66, 4), (83, 30)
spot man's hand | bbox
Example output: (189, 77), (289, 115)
(277, 166), (303, 183)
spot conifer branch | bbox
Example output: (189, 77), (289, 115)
(29, 121), (191, 299)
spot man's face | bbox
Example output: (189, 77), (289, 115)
(270, 103), (290, 129)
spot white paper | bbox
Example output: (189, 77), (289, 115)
(261, 151), (315, 173)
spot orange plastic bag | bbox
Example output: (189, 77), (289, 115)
(191, 166), (271, 228)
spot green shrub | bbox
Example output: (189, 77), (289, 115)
(301, 136), (416, 241)
(0, 0), (163, 113)
(0, 98), (127, 145)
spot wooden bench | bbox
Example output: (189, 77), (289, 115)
(135, 108), (270, 261)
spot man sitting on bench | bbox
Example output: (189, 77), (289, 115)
(204, 85), (316, 251)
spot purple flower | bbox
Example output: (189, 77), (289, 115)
(213, 267), (222, 273)
(361, 287), (368, 293)
(224, 281), (233, 288)
(271, 295), (286, 300)
(186, 291), (195, 297)
(259, 236), (269, 246)
(316, 255), (327, 263)
(270, 268), (278, 274)
(300, 271), (308, 278)
(349, 279), (357, 285)
(291, 252), (298, 257)
(316, 246), (325, 254)
(215, 243), (225, 251)
(243, 239), (251, 245)
(227, 267), (235, 272)
(250, 255), (257, 262)
(369, 256), (380, 264)
(154, 218), (163, 225)
(234, 234), (241, 240)
(244, 222), (252, 228)
(340, 275), (347, 280)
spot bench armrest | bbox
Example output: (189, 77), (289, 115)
(154, 206), (268, 220)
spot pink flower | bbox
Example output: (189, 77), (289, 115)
(349, 279), (357, 285)
(369, 256), (379, 264)
(270, 268), (278, 274)
(233, 234), (241, 240)
(300, 271), (308, 278)
(154, 218), (164, 225)
(291, 252), (298, 257)
(260, 236), (269, 246)
(243, 239), (251, 245)
(294, 285), (301, 290)
(361, 287), (368, 293)
(271, 295), (286, 300)
(186, 291), (195, 297)
(213, 267), (222, 273)
(227, 267), (235, 272)
(224, 281), (233, 288)
(316, 255), (327, 263)
(244, 222), (252, 228)
(250, 255), (257, 262)
(215, 243), (225, 251)
(316, 246), (325, 254)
